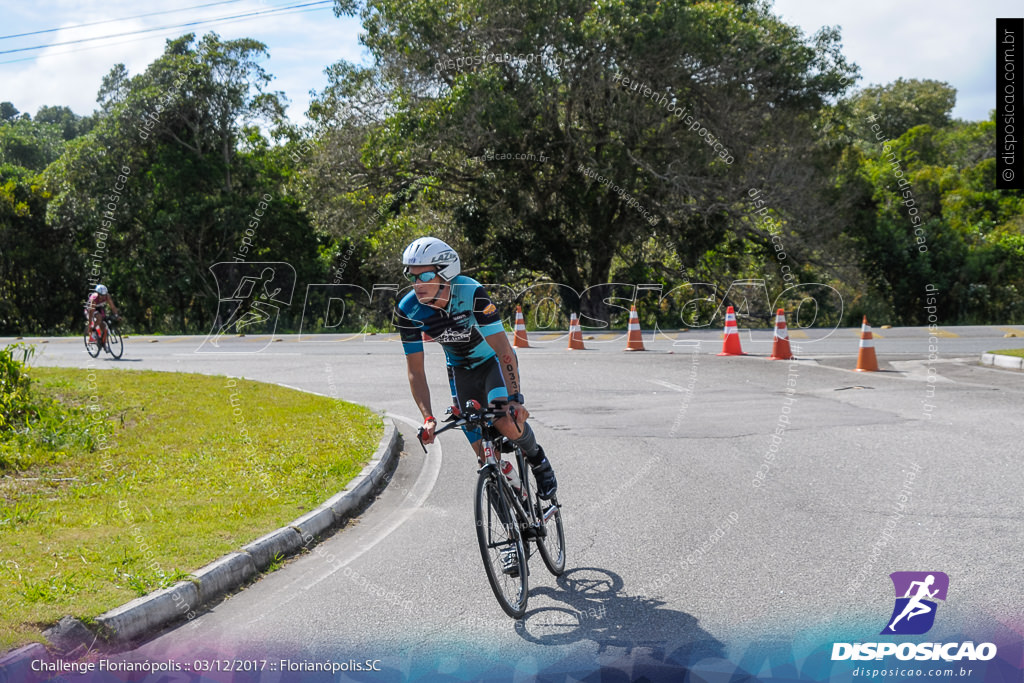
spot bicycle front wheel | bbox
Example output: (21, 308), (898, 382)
(474, 469), (528, 618)
(83, 327), (100, 358)
(535, 493), (566, 576)
(106, 325), (124, 359)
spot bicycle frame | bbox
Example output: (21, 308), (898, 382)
(418, 402), (550, 539)
(418, 399), (565, 617)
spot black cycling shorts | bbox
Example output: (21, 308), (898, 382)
(447, 357), (510, 444)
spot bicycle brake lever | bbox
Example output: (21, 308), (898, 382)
(415, 427), (427, 453)
(508, 404), (524, 436)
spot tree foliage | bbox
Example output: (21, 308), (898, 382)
(38, 33), (323, 333)
(302, 0), (856, 319)
(838, 99), (1024, 324)
(1, 10), (1022, 334)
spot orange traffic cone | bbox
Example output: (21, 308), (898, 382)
(513, 305), (530, 348)
(717, 305), (746, 356)
(768, 309), (793, 360)
(855, 315), (879, 372)
(568, 313), (586, 350)
(625, 305), (646, 351)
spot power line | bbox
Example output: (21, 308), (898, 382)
(0, 6), (334, 66)
(0, 1), (333, 55)
(0, 0), (250, 40)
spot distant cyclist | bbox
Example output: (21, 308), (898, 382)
(395, 237), (557, 499)
(85, 284), (120, 341)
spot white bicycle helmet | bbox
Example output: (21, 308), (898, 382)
(401, 237), (461, 280)
(95, 284), (108, 295)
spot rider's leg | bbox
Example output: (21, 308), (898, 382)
(497, 418), (556, 498)
(450, 365), (486, 464)
(481, 359), (556, 498)
(470, 439), (484, 463)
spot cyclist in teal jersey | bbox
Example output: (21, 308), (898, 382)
(395, 237), (557, 499)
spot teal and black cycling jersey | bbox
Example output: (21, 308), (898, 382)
(394, 275), (505, 369)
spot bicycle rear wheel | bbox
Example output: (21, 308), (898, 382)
(106, 325), (123, 359)
(83, 327), (100, 358)
(474, 469), (528, 618)
(535, 493), (566, 576)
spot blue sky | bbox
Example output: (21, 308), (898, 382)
(0, 0), (1017, 124)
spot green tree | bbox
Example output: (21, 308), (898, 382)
(847, 78), (957, 143)
(35, 105), (95, 141)
(839, 101), (1024, 324)
(304, 0), (856, 319)
(0, 165), (81, 333)
(0, 118), (65, 170)
(43, 33), (321, 333)
(0, 102), (21, 122)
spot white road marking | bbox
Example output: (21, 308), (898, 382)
(220, 413), (443, 632)
(171, 352), (303, 356)
(648, 379), (685, 392)
(298, 412), (443, 590)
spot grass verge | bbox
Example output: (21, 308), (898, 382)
(1, 366), (382, 652)
(988, 348), (1024, 358)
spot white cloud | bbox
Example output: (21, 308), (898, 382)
(0, 0), (367, 121)
(1, 17), (165, 116)
(2, 0), (1013, 124)
(771, 0), (1018, 121)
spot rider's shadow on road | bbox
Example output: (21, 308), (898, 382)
(515, 566), (726, 666)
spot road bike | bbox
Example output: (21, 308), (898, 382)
(418, 400), (566, 618)
(84, 314), (124, 359)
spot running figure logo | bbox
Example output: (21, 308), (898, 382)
(197, 261), (295, 353)
(881, 572), (949, 635)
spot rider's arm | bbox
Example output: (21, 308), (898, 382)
(469, 286), (520, 395)
(108, 296), (119, 315)
(395, 297), (436, 432)
(406, 351), (438, 443)
(405, 351), (434, 422)
(486, 331), (529, 430)
(85, 296), (97, 323)
(485, 331), (521, 398)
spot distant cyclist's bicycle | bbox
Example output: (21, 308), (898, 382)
(418, 400), (566, 618)
(84, 314), (123, 359)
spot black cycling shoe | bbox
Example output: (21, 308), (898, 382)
(530, 453), (557, 500)
(500, 546), (520, 577)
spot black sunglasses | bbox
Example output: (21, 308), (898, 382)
(405, 270), (440, 283)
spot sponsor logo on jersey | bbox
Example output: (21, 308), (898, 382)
(434, 328), (473, 343)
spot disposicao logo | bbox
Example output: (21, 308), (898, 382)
(832, 572), (997, 662)
(882, 571), (948, 635)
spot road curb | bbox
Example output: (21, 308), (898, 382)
(3, 417), (400, 661)
(0, 643), (49, 680)
(95, 581), (200, 644)
(243, 527), (305, 572)
(193, 552), (258, 605)
(981, 352), (1024, 371)
(95, 417), (400, 646)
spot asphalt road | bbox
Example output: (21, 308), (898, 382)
(15, 326), (1024, 680)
